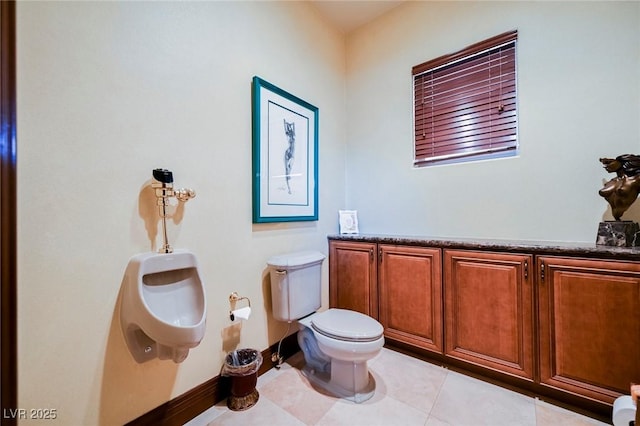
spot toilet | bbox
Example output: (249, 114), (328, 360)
(120, 249), (207, 363)
(268, 251), (384, 403)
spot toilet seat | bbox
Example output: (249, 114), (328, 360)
(311, 309), (383, 342)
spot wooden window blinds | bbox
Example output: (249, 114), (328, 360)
(413, 30), (518, 166)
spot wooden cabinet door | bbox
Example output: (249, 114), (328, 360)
(329, 241), (377, 318)
(538, 256), (640, 403)
(378, 245), (443, 353)
(444, 250), (534, 380)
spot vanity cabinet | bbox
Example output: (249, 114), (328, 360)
(328, 236), (640, 418)
(329, 240), (378, 318)
(378, 245), (443, 353)
(444, 250), (534, 380)
(537, 256), (640, 404)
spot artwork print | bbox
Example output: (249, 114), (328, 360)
(283, 119), (296, 195)
(252, 76), (319, 222)
(267, 113), (309, 205)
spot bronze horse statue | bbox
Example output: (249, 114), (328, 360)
(599, 154), (640, 220)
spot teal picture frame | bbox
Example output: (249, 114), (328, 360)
(252, 76), (319, 223)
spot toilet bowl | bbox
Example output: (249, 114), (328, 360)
(120, 249), (206, 363)
(298, 309), (384, 402)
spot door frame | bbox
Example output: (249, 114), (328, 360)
(1, 0), (17, 422)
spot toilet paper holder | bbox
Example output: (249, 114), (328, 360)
(229, 292), (251, 321)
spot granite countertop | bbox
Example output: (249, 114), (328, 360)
(328, 233), (640, 261)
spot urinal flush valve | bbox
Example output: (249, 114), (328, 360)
(151, 168), (195, 254)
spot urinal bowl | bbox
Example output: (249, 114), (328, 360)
(120, 250), (207, 363)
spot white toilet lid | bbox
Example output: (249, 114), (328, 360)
(311, 309), (383, 342)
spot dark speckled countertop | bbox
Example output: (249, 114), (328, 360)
(328, 234), (640, 261)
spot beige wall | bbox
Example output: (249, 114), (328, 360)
(17, 1), (345, 424)
(345, 1), (640, 242)
(15, 1), (640, 425)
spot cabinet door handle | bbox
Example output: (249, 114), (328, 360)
(370, 248), (374, 262)
(524, 260), (529, 280)
(540, 261), (545, 281)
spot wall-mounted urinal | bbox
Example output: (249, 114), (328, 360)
(120, 249), (206, 363)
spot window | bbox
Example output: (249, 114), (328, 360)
(413, 30), (518, 166)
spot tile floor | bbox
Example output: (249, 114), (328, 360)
(186, 348), (611, 426)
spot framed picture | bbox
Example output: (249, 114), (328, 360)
(252, 76), (319, 223)
(339, 210), (359, 234)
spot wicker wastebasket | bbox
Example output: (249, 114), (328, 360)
(221, 348), (263, 411)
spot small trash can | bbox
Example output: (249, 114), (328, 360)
(222, 348), (263, 411)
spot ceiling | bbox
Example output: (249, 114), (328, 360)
(309, 0), (405, 34)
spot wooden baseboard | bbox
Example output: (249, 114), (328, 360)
(126, 333), (299, 426)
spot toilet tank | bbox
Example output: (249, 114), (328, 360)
(267, 251), (325, 322)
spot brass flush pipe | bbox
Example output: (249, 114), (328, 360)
(151, 168), (195, 254)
